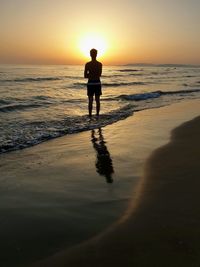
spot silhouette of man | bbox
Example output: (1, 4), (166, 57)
(84, 48), (102, 117)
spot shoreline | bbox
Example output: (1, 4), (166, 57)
(0, 99), (200, 267)
(28, 100), (200, 267)
(31, 115), (200, 267)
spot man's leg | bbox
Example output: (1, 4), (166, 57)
(95, 95), (100, 116)
(88, 95), (93, 117)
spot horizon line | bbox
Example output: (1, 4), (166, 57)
(0, 62), (200, 67)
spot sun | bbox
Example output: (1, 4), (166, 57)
(78, 33), (107, 59)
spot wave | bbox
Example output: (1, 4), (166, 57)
(2, 77), (62, 82)
(102, 73), (143, 77)
(118, 69), (142, 72)
(118, 91), (161, 101)
(0, 103), (43, 112)
(0, 105), (134, 154)
(129, 73), (143, 76)
(184, 81), (200, 87)
(118, 88), (200, 101)
(1, 75), (85, 83)
(33, 95), (53, 100)
(101, 74), (124, 78)
(0, 99), (11, 105)
(103, 81), (145, 87)
(1, 88), (200, 154)
(163, 88), (200, 95)
(183, 75), (197, 78)
(0, 97), (85, 113)
(73, 81), (145, 88)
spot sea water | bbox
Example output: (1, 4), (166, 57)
(0, 64), (200, 153)
(1, 64), (200, 266)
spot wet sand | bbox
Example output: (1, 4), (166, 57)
(29, 102), (200, 267)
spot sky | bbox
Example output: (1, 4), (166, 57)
(0, 0), (200, 65)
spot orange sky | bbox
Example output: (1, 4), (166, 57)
(0, 0), (200, 65)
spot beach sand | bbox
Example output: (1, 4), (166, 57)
(0, 99), (200, 267)
(29, 100), (200, 267)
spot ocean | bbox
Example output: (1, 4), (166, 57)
(0, 64), (200, 154)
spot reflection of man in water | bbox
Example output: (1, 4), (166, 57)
(84, 49), (102, 117)
(91, 128), (114, 183)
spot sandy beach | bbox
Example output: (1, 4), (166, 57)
(29, 101), (200, 267)
(0, 99), (200, 267)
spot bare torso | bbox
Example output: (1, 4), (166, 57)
(84, 60), (102, 81)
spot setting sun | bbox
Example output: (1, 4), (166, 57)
(78, 33), (107, 59)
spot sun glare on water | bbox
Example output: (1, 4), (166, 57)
(78, 33), (107, 59)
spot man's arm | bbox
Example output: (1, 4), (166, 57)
(84, 63), (89, 78)
(99, 63), (102, 77)
(98, 62), (102, 77)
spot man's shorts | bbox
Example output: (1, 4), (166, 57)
(87, 80), (102, 96)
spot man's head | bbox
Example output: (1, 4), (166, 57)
(90, 48), (97, 60)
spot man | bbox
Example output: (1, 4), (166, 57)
(84, 48), (102, 117)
